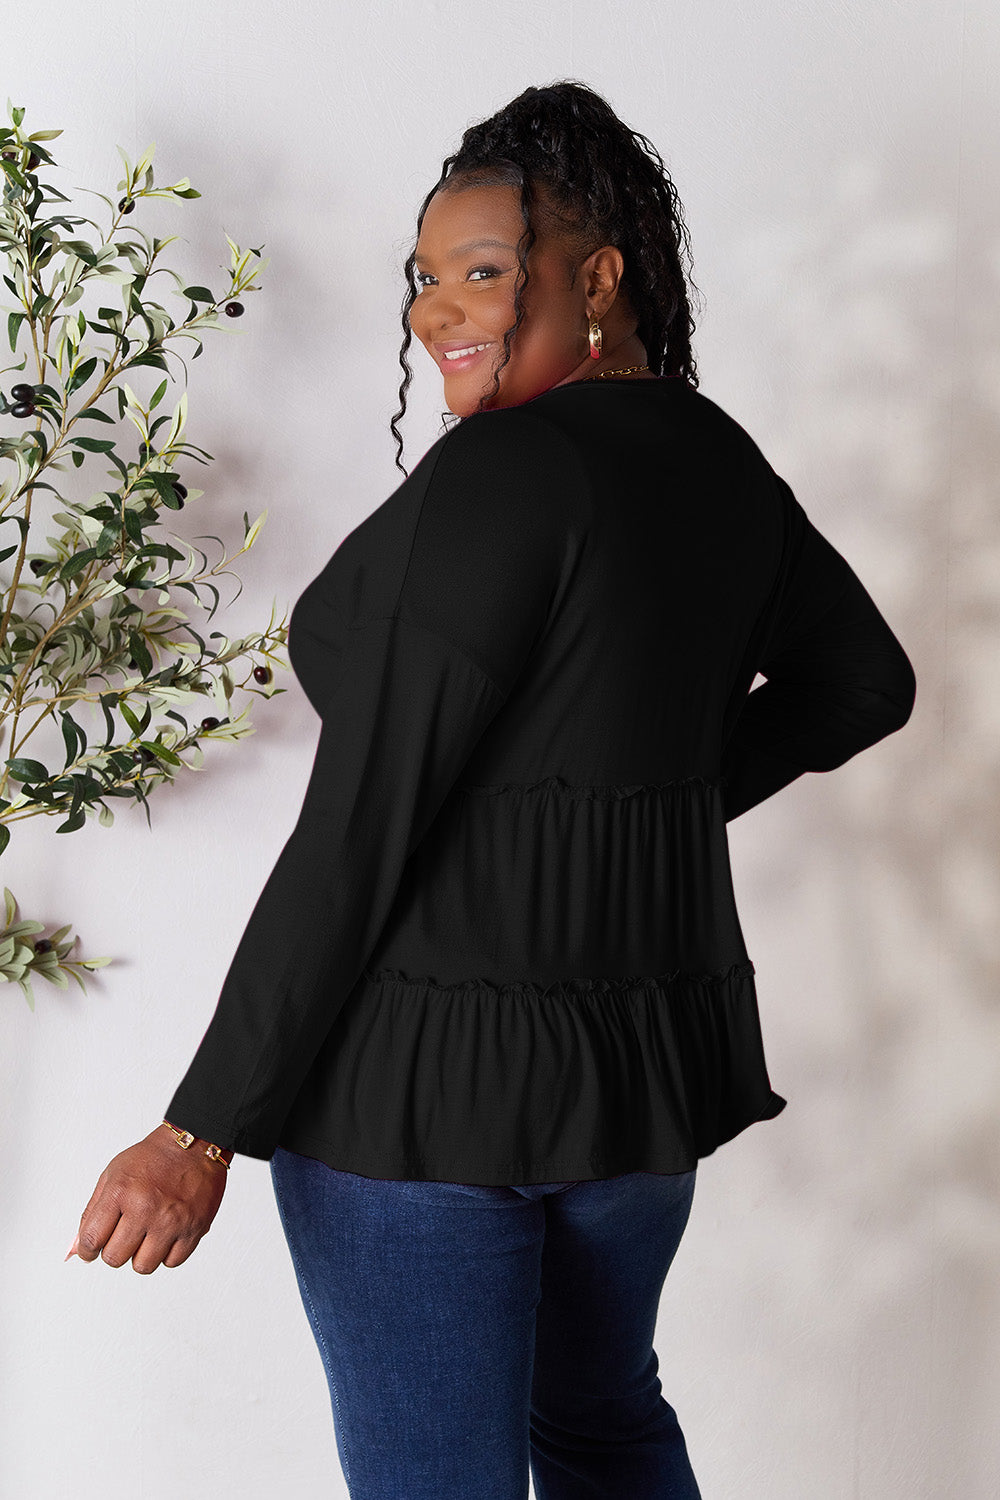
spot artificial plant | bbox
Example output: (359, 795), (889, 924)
(0, 99), (282, 1007)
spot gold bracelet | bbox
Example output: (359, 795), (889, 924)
(161, 1118), (231, 1169)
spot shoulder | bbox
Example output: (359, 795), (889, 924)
(401, 405), (589, 596)
(409, 403), (593, 566)
(388, 406), (589, 693)
(290, 403), (591, 682)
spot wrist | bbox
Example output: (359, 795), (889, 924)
(159, 1119), (234, 1169)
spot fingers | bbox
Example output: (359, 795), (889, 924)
(75, 1199), (122, 1263)
(123, 1233), (202, 1274)
(162, 1236), (201, 1269)
(69, 1141), (223, 1272)
(130, 1234), (177, 1275)
(89, 1214), (143, 1269)
(79, 1165), (109, 1226)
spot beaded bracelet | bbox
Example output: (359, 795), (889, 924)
(161, 1118), (231, 1169)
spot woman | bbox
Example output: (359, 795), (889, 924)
(69, 81), (916, 1500)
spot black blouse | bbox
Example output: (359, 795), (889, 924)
(164, 376), (916, 1184)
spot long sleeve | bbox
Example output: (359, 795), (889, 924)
(721, 473), (917, 822)
(164, 407), (572, 1159)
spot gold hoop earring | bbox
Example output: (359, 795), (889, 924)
(588, 311), (603, 360)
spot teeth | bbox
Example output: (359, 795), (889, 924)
(443, 343), (490, 360)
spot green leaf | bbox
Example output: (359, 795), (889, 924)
(68, 435), (117, 453)
(1, 158), (27, 188)
(181, 285), (215, 302)
(5, 757), (49, 783)
(59, 548), (98, 579)
(128, 629), (153, 677)
(23, 428), (49, 459)
(62, 241), (100, 266)
(98, 693), (117, 747)
(94, 520), (122, 555)
(119, 700), (142, 735)
(148, 377), (168, 410)
(0, 824), (9, 856)
(75, 406), (116, 422)
(124, 351), (170, 372)
(138, 740), (182, 767)
(146, 472), (183, 507)
(66, 355), (98, 394)
(60, 710), (87, 768)
(7, 311), (24, 353)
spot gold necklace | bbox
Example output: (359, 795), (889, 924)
(581, 364), (652, 380)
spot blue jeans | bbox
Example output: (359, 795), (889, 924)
(269, 1145), (702, 1499)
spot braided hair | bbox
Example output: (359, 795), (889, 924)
(390, 79), (703, 476)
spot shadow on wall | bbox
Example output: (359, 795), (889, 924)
(711, 121), (1000, 1500)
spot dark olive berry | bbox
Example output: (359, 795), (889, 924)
(27, 152), (40, 171)
(118, 197), (135, 214)
(252, 665), (271, 685)
(224, 301), (244, 317)
(200, 716), (221, 731)
(29, 558), (47, 575)
(12, 402), (35, 419)
(11, 383), (35, 401)
(138, 746), (158, 765)
(34, 938), (54, 954)
(1, 151), (15, 161)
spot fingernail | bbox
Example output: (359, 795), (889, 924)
(65, 1237), (78, 1260)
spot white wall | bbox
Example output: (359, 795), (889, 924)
(3, 3), (997, 1496)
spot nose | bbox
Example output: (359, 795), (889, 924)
(416, 281), (469, 323)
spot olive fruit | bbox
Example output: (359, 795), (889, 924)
(252, 664), (271, 685)
(118, 197), (135, 214)
(224, 301), (244, 317)
(27, 152), (40, 171)
(29, 558), (47, 575)
(12, 402), (35, 419)
(200, 716), (221, 732)
(34, 938), (54, 955)
(11, 383), (35, 402)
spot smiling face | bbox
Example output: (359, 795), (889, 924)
(408, 179), (650, 415)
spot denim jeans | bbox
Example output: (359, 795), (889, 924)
(269, 1145), (702, 1500)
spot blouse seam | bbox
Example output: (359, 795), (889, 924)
(459, 772), (724, 798)
(360, 959), (756, 997)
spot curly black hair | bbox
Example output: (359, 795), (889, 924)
(389, 78), (703, 476)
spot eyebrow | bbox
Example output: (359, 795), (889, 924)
(413, 238), (517, 265)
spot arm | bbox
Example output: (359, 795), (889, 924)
(163, 407), (573, 1158)
(721, 474), (917, 822)
(163, 614), (506, 1158)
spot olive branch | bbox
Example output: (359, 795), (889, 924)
(0, 99), (281, 1007)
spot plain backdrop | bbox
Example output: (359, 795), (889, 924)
(2, 3), (998, 1497)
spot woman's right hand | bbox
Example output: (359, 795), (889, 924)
(67, 1123), (231, 1273)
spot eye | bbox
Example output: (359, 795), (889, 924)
(415, 265), (501, 289)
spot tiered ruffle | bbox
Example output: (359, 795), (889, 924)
(276, 772), (786, 1184)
